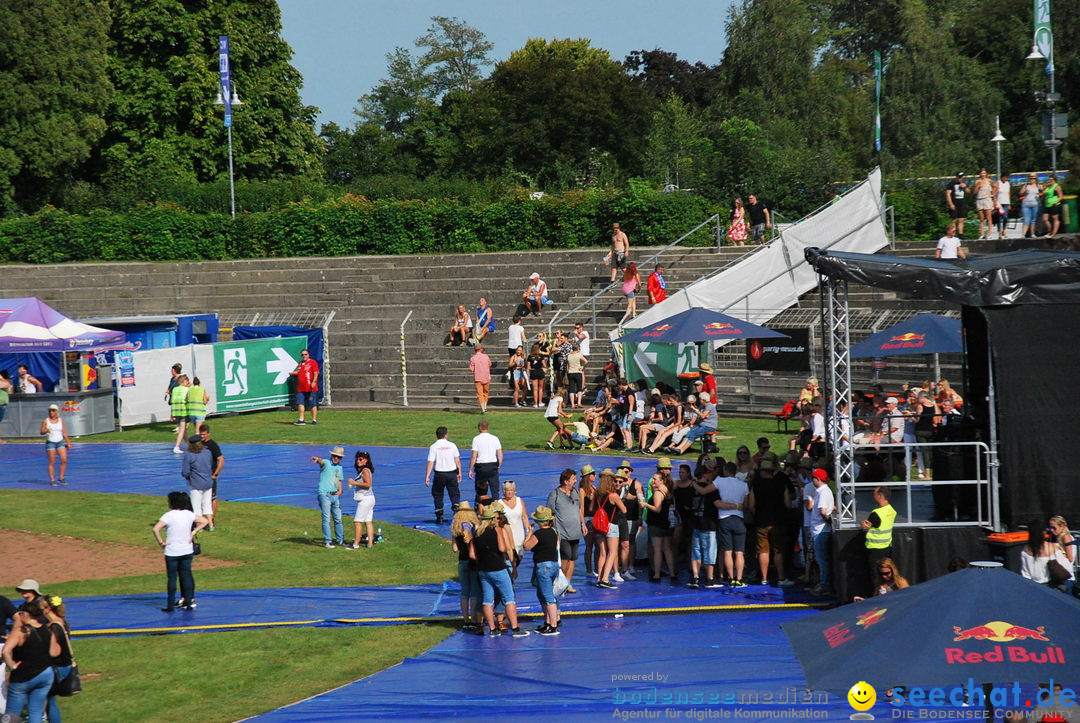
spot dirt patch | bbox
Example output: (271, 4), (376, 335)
(0, 530), (238, 588)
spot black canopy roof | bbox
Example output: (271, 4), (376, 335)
(804, 248), (1080, 306)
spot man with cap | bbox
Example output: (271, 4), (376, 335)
(547, 468), (585, 594)
(522, 272), (551, 317)
(425, 426), (461, 525)
(311, 447), (345, 547)
(807, 468), (835, 594)
(672, 392), (718, 456)
(616, 461), (644, 581)
(945, 171), (969, 236)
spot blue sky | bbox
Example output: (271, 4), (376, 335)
(278, 0), (737, 129)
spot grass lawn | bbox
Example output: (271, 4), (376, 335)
(86, 408), (797, 459)
(0, 491), (455, 721)
(0, 490), (453, 597)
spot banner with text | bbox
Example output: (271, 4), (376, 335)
(214, 336), (305, 412)
(745, 328), (811, 372)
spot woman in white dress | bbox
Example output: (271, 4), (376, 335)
(347, 450), (376, 548)
(500, 480), (532, 578)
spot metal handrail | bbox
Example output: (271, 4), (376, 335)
(546, 213), (721, 339)
(400, 310), (414, 406)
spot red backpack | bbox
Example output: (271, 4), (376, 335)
(592, 501), (611, 535)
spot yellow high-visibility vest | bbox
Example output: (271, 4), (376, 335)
(866, 503), (896, 549)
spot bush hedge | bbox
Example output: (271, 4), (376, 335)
(0, 188), (718, 264)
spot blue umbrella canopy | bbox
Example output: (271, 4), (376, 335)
(850, 313), (963, 358)
(614, 307), (788, 344)
(783, 567), (1080, 691)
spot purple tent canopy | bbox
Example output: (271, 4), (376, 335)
(0, 297), (126, 352)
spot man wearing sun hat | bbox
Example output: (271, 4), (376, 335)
(311, 447), (345, 548)
(698, 362), (717, 400)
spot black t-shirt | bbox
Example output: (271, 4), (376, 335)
(9, 624), (53, 683)
(454, 528), (473, 562)
(474, 527), (506, 572)
(673, 482), (695, 522)
(689, 485), (719, 531)
(531, 527), (558, 563)
(751, 473), (788, 526)
(648, 490), (674, 530)
(620, 484), (640, 521)
(50, 621), (72, 666)
(203, 438), (222, 474)
(747, 201), (769, 226)
(946, 179), (967, 204)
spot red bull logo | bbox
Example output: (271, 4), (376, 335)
(703, 322), (742, 336)
(946, 621), (1065, 665)
(881, 331), (926, 350)
(654, 324), (671, 331)
(642, 323), (672, 338)
(856, 608), (887, 629)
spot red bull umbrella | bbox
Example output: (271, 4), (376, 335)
(613, 307), (788, 344)
(850, 313), (963, 358)
(783, 567), (1080, 690)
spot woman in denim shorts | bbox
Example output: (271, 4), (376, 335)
(451, 502), (482, 631)
(524, 506), (562, 635)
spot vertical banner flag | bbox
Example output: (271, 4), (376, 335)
(215, 336), (307, 412)
(1033, 0), (1052, 73)
(219, 35), (232, 127)
(874, 50), (882, 153)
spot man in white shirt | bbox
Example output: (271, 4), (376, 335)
(523, 272), (551, 317)
(468, 419), (503, 506)
(935, 225), (966, 260)
(574, 322), (590, 358)
(424, 426), (461, 524)
(713, 461), (750, 586)
(807, 468), (835, 594)
(507, 315), (525, 357)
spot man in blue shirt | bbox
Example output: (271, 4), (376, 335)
(312, 446), (345, 547)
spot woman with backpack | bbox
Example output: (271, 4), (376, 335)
(593, 469), (627, 589)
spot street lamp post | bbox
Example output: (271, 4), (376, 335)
(214, 88), (243, 218)
(991, 116), (1006, 180)
(1027, 2), (1061, 173)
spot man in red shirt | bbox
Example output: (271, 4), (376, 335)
(469, 344), (492, 414)
(699, 362), (717, 400)
(647, 264), (667, 305)
(291, 349), (320, 425)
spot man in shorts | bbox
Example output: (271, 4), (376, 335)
(751, 453), (794, 586)
(746, 194), (771, 244)
(291, 349), (320, 426)
(546, 468), (584, 593)
(945, 171), (969, 236)
(609, 222), (630, 282)
(199, 423), (224, 530)
(687, 462), (720, 588)
(714, 461), (749, 586)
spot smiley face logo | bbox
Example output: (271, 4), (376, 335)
(848, 681), (877, 712)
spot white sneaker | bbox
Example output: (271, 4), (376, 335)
(591, 571), (599, 579)
(612, 572), (624, 583)
(173, 447), (183, 454)
(623, 570), (637, 581)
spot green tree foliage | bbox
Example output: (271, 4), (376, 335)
(101, 0), (322, 194)
(624, 49), (722, 108)
(417, 16), (495, 96)
(0, 0), (111, 213)
(444, 38), (655, 188)
(644, 95), (713, 191)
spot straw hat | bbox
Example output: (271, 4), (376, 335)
(456, 501), (474, 511)
(615, 468), (630, 480)
(600, 468), (616, 477)
(329, 446), (345, 458)
(656, 457), (673, 470)
(581, 464), (595, 477)
(532, 506), (554, 521)
(699, 362), (713, 373)
(618, 460), (634, 470)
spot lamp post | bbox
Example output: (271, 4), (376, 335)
(215, 36), (243, 218)
(990, 116), (1006, 180)
(1026, 2), (1060, 173)
(214, 88), (243, 218)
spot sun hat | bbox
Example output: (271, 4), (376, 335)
(48, 404), (59, 411)
(480, 508), (498, 519)
(329, 446), (345, 457)
(532, 506), (554, 521)
(600, 468), (616, 477)
(699, 362), (713, 373)
(656, 457), (673, 470)
(615, 468), (630, 479)
(15, 579), (41, 595)
(487, 501), (506, 516)
(618, 460), (633, 470)
(456, 501), (474, 511)
(581, 464), (595, 476)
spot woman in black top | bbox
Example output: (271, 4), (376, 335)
(643, 472), (677, 582)
(471, 503), (528, 637)
(2, 597), (60, 723)
(524, 506), (562, 635)
(526, 343), (547, 408)
(670, 464), (696, 583)
(42, 594), (74, 723)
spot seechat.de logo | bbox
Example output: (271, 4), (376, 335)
(946, 621), (1065, 665)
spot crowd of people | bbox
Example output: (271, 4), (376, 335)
(1, 580), (77, 723)
(944, 169), (1065, 241)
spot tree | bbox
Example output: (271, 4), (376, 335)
(101, 0), (323, 192)
(356, 47), (435, 135)
(624, 49), (722, 108)
(0, 0), (111, 213)
(644, 95), (713, 190)
(416, 16), (494, 96)
(443, 38), (654, 187)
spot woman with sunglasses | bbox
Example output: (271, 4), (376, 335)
(347, 451), (376, 548)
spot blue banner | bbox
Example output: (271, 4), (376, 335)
(219, 35), (232, 127)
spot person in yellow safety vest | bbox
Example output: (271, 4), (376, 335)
(861, 485), (896, 586)
(171, 375), (191, 455)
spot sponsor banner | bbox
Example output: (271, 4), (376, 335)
(621, 340), (701, 390)
(746, 328), (810, 372)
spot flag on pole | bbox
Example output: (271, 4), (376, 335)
(874, 50), (882, 153)
(1033, 0), (1053, 74)
(219, 35), (232, 128)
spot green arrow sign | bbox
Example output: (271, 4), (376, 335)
(215, 336), (308, 412)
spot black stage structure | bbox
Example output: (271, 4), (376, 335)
(806, 248), (1080, 598)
